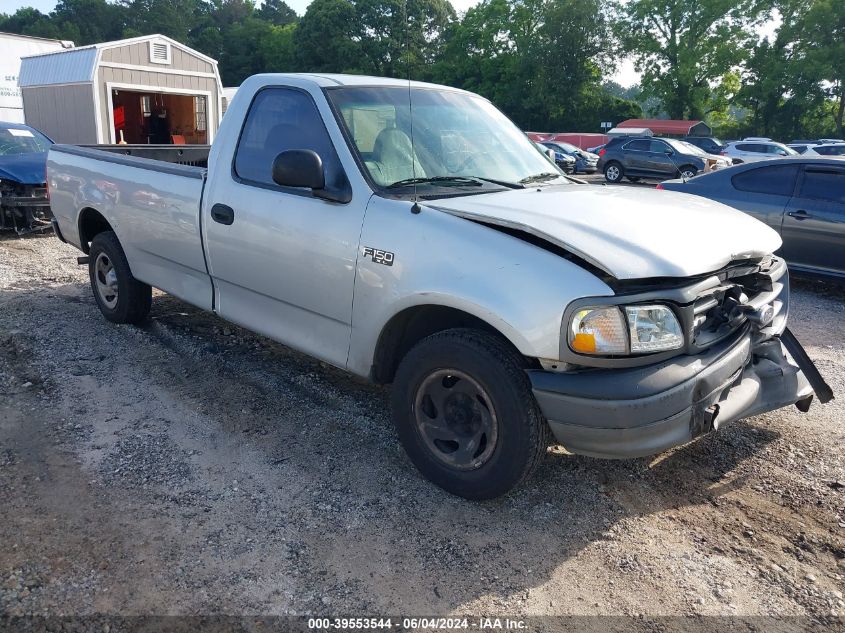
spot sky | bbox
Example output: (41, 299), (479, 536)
(5, 0), (643, 84)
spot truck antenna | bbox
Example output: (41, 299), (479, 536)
(404, 0), (421, 213)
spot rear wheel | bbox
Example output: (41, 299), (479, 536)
(88, 231), (152, 324)
(604, 162), (624, 183)
(391, 329), (549, 500)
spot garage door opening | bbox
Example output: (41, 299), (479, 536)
(111, 89), (208, 145)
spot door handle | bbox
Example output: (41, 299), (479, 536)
(211, 203), (235, 225)
(787, 210), (812, 220)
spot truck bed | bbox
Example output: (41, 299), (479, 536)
(79, 144), (211, 168)
(47, 144), (213, 310)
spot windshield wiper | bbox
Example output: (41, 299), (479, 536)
(386, 176), (483, 189)
(465, 175), (524, 189)
(386, 175), (524, 190)
(519, 172), (563, 185)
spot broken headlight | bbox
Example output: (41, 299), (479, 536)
(569, 304), (683, 356)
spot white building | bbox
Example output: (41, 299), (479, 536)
(0, 32), (73, 123)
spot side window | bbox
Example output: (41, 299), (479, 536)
(735, 144), (753, 152)
(815, 145), (845, 156)
(234, 87), (345, 191)
(799, 169), (845, 204)
(649, 140), (669, 153)
(731, 165), (799, 196)
(624, 139), (650, 151)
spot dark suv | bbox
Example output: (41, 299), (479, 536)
(597, 137), (707, 183)
(682, 136), (724, 154)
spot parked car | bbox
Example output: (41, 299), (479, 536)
(541, 141), (598, 174)
(535, 141), (575, 173)
(0, 121), (53, 234)
(721, 140), (799, 163)
(788, 144), (814, 154)
(682, 136), (725, 155)
(597, 136), (726, 183)
(802, 144), (845, 157)
(47, 74), (831, 499)
(659, 158), (845, 280)
(817, 138), (845, 144)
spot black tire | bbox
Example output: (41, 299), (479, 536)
(626, 176), (641, 183)
(604, 161), (624, 183)
(88, 231), (152, 324)
(678, 165), (698, 180)
(391, 328), (550, 500)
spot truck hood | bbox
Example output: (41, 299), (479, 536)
(0, 153), (49, 185)
(429, 184), (782, 280)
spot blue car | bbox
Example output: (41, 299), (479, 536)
(0, 121), (53, 234)
(541, 141), (598, 174)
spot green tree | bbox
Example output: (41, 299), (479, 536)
(435, 0), (622, 131)
(616, 0), (764, 119)
(52, 0), (124, 44)
(120, 0), (206, 42)
(802, 0), (845, 135)
(259, 0), (298, 25)
(294, 0), (364, 72)
(0, 8), (61, 39)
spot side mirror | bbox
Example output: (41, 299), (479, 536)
(272, 149), (325, 191)
(664, 150), (674, 156)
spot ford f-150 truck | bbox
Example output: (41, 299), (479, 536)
(47, 74), (832, 499)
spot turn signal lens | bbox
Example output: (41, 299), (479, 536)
(569, 307), (627, 355)
(567, 304), (684, 356)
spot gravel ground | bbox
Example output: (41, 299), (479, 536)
(1, 231), (844, 628)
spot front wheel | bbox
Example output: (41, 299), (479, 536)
(88, 231), (152, 324)
(604, 162), (624, 183)
(391, 329), (549, 500)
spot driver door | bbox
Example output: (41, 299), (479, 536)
(202, 87), (367, 368)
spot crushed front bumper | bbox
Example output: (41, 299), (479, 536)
(529, 328), (824, 459)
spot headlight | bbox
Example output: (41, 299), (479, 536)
(569, 304), (683, 356)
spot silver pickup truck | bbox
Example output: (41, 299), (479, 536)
(48, 74), (832, 499)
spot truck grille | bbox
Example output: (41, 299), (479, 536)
(690, 256), (788, 351)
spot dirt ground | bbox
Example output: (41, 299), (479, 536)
(1, 232), (844, 628)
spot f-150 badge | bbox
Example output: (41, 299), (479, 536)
(363, 246), (394, 266)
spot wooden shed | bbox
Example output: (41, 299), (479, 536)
(18, 34), (222, 145)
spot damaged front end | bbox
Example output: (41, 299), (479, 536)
(530, 256), (833, 459)
(0, 179), (52, 235)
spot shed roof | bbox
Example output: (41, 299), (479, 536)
(607, 126), (653, 136)
(19, 46), (98, 86)
(617, 119), (710, 135)
(19, 34), (218, 88)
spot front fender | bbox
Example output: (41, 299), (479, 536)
(346, 195), (614, 376)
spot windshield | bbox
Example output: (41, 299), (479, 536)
(676, 140), (710, 156)
(327, 86), (565, 192)
(0, 126), (52, 156)
(546, 141), (579, 153)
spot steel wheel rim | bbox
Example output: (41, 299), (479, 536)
(682, 169), (696, 179)
(94, 252), (118, 309)
(606, 166), (619, 181)
(413, 369), (498, 471)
